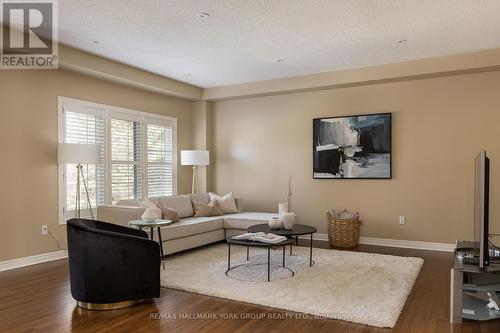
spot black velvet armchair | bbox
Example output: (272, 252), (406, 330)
(66, 218), (161, 310)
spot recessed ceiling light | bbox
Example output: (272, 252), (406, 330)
(185, 73), (192, 77)
(396, 39), (407, 44)
(276, 59), (285, 63)
(198, 12), (210, 18)
(92, 40), (99, 45)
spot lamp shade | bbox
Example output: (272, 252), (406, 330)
(58, 143), (101, 164)
(181, 150), (209, 166)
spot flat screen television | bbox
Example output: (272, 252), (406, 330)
(474, 150), (490, 269)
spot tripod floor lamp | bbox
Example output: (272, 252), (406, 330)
(181, 150), (209, 194)
(58, 143), (101, 220)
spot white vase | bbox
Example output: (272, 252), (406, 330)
(281, 212), (296, 230)
(268, 217), (282, 229)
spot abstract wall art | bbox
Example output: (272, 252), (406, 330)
(313, 113), (392, 179)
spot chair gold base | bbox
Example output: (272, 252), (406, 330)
(77, 299), (145, 311)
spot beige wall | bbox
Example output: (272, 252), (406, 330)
(0, 69), (193, 261)
(191, 101), (214, 192)
(212, 70), (500, 244)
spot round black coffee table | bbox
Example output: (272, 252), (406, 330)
(226, 237), (295, 282)
(247, 224), (317, 267)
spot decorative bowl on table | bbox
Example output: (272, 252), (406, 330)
(268, 217), (282, 229)
(141, 207), (162, 222)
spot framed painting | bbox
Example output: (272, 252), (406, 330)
(313, 112), (392, 179)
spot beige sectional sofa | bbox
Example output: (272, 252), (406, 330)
(97, 193), (276, 255)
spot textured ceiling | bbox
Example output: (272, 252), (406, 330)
(57, 0), (500, 88)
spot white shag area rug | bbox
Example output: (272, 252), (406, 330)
(161, 243), (423, 328)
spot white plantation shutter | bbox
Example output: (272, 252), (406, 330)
(146, 121), (174, 197)
(110, 117), (143, 203)
(58, 98), (177, 223)
(61, 107), (105, 220)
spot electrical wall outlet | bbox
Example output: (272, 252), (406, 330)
(41, 225), (48, 235)
(399, 216), (406, 225)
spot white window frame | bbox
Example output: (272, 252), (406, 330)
(58, 96), (178, 225)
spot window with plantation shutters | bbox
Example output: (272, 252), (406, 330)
(110, 117), (143, 203)
(58, 97), (177, 224)
(146, 121), (174, 197)
(60, 107), (105, 221)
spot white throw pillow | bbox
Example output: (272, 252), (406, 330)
(209, 192), (238, 214)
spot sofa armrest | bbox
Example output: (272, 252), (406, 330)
(235, 197), (244, 213)
(97, 205), (146, 227)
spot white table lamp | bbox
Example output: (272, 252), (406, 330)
(58, 143), (101, 219)
(181, 150), (209, 194)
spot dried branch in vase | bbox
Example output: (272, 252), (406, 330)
(287, 173), (293, 212)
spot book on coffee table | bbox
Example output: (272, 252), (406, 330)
(231, 232), (287, 244)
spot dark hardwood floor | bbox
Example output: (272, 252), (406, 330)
(1, 241), (500, 333)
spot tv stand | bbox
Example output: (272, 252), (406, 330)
(450, 240), (500, 323)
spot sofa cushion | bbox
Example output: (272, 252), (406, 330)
(189, 193), (210, 205)
(223, 212), (277, 230)
(156, 195), (194, 218)
(158, 216), (224, 241)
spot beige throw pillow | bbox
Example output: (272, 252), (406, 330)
(158, 204), (180, 222)
(209, 192), (238, 214)
(156, 195), (194, 218)
(193, 200), (224, 217)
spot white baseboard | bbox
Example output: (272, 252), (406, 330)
(298, 233), (455, 252)
(0, 250), (68, 272)
(358, 237), (455, 252)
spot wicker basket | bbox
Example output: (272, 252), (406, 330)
(327, 215), (361, 248)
